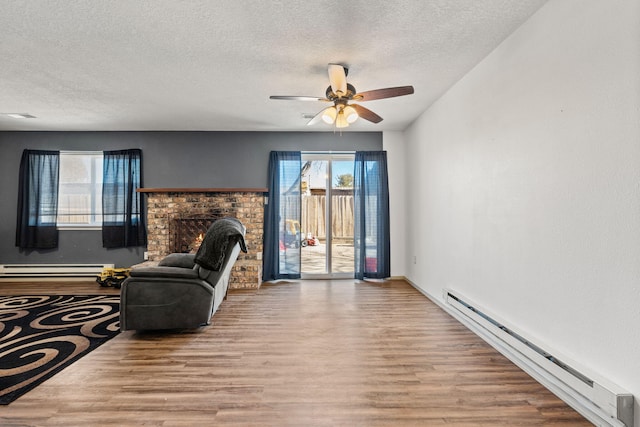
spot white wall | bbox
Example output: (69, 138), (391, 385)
(383, 130), (407, 277)
(404, 0), (640, 422)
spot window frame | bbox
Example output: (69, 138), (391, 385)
(56, 150), (103, 230)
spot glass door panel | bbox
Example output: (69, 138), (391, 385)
(300, 154), (354, 278)
(330, 159), (354, 273)
(301, 159), (327, 274)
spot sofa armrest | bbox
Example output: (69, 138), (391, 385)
(158, 253), (196, 268)
(129, 266), (199, 280)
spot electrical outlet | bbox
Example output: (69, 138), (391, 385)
(256, 252), (262, 261)
(143, 251), (149, 261)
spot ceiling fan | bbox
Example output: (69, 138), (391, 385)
(270, 63), (414, 128)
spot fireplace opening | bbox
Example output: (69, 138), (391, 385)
(170, 215), (220, 253)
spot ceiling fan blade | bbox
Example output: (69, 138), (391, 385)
(306, 108), (327, 126)
(355, 85), (414, 101)
(270, 95), (329, 102)
(328, 63), (347, 96)
(352, 104), (383, 124)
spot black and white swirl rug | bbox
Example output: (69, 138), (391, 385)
(0, 295), (120, 404)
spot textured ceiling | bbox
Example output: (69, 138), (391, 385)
(0, 0), (548, 132)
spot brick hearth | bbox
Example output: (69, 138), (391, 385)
(140, 188), (266, 289)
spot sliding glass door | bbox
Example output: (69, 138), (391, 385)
(300, 153), (354, 278)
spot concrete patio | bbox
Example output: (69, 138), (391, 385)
(301, 240), (354, 274)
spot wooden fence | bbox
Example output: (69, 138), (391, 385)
(301, 194), (353, 240)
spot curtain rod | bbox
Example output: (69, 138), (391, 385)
(60, 150), (103, 155)
(302, 151), (356, 154)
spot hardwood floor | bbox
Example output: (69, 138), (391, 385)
(0, 279), (590, 426)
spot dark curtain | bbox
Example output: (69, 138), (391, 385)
(15, 150), (60, 249)
(354, 151), (391, 279)
(263, 151), (302, 281)
(102, 149), (146, 248)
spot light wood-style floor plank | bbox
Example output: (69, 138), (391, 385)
(0, 279), (590, 426)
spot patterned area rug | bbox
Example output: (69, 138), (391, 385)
(0, 295), (120, 404)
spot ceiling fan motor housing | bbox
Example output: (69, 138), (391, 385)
(326, 83), (357, 101)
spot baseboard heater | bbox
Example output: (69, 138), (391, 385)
(444, 289), (634, 427)
(0, 264), (113, 280)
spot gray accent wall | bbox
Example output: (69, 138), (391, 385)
(0, 131), (382, 267)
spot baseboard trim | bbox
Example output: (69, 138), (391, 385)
(0, 277), (99, 283)
(404, 279), (632, 427)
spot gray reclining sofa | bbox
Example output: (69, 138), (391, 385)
(120, 217), (247, 331)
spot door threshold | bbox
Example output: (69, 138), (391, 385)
(301, 273), (354, 280)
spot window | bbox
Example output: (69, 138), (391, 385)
(57, 151), (103, 228)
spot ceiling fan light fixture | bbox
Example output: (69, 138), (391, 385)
(343, 105), (358, 123)
(321, 106), (337, 124)
(335, 110), (349, 128)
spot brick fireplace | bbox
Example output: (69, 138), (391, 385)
(139, 188), (266, 289)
